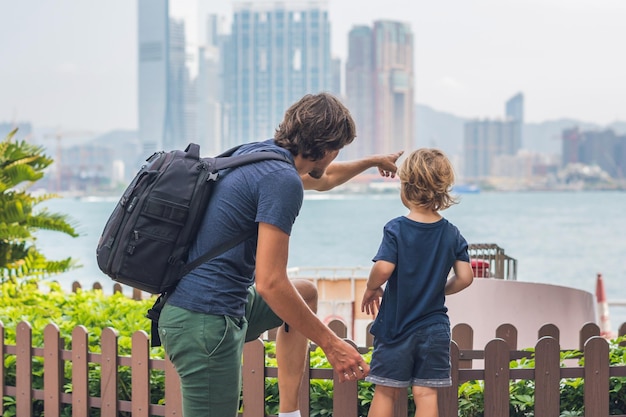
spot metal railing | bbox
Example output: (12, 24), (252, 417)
(468, 243), (517, 280)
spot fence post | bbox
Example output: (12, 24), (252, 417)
(393, 389), (408, 417)
(579, 322), (600, 350)
(438, 341), (459, 417)
(72, 325), (90, 417)
(538, 323), (559, 343)
(132, 288), (143, 300)
(17, 321), (33, 417)
(131, 330), (151, 417)
(43, 323), (63, 417)
(534, 336), (560, 417)
(332, 372), (358, 416)
(365, 322), (374, 348)
(584, 336), (609, 416)
(332, 340), (359, 417)
(452, 323), (473, 369)
(329, 319), (347, 338)
(100, 327), (119, 417)
(299, 347), (311, 417)
(495, 323), (517, 349)
(164, 356), (183, 416)
(242, 339), (265, 417)
(484, 338), (509, 417)
(619, 322), (626, 347)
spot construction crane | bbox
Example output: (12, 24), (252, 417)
(43, 129), (95, 193)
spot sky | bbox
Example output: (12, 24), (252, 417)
(1, 0), (625, 134)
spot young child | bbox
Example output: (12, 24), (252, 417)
(361, 148), (474, 417)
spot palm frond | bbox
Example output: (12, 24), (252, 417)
(0, 222), (34, 241)
(1, 247), (77, 280)
(26, 211), (80, 237)
(0, 129), (80, 281)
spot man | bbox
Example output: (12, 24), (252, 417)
(158, 92), (402, 417)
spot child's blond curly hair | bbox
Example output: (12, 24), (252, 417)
(398, 148), (458, 211)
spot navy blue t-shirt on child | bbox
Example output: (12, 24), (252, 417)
(369, 216), (470, 343)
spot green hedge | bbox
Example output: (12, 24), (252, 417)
(1, 279), (625, 416)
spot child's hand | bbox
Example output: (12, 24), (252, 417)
(361, 287), (383, 316)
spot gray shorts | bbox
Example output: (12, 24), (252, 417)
(366, 322), (452, 388)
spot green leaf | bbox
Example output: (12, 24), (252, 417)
(0, 129), (78, 282)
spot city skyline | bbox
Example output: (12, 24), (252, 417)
(1, 0), (625, 133)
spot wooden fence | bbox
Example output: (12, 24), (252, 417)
(2, 320), (626, 417)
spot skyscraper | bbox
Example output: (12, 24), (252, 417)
(345, 20), (414, 159)
(138, 0), (199, 154)
(463, 94), (525, 179)
(197, 14), (226, 156)
(464, 118), (520, 179)
(372, 21), (414, 155)
(330, 57), (342, 97)
(464, 120), (501, 179)
(505, 92), (524, 152)
(223, 0), (332, 147)
(505, 92), (524, 122)
(345, 25), (375, 160)
(561, 127), (626, 179)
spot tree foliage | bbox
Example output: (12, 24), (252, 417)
(0, 128), (79, 281)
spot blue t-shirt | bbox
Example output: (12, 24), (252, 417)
(369, 216), (469, 343)
(167, 139), (302, 317)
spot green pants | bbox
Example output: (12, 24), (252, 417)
(158, 286), (283, 417)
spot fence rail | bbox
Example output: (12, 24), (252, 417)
(2, 320), (626, 417)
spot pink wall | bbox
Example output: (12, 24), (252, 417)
(446, 279), (597, 350)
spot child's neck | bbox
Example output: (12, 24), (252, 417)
(406, 207), (441, 223)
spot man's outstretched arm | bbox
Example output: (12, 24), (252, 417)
(301, 151), (403, 191)
(255, 222), (369, 383)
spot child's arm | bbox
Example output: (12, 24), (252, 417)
(361, 260), (395, 316)
(445, 260), (474, 295)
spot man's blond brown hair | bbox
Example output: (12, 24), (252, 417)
(274, 92), (356, 161)
(398, 148), (458, 211)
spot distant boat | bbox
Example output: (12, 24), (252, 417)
(453, 184), (480, 194)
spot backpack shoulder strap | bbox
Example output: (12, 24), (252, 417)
(207, 149), (292, 172)
(181, 229), (256, 276)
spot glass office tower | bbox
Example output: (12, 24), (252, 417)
(138, 0), (199, 153)
(223, 0), (332, 147)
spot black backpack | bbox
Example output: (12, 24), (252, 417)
(96, 143), (292, 294)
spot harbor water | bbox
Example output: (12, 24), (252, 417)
(36, 190), (626, 331)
